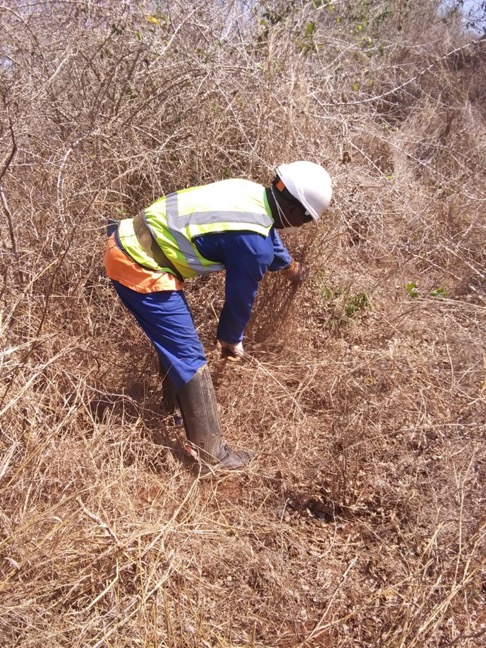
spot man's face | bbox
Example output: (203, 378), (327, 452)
(274, 201), (314, 229)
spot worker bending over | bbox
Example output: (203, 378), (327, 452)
(105, 161), (332, 475)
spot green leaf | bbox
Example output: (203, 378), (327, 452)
(306, 22), (316, 36)
(430, 286), (446, 298)
(406, 282), (419, 298)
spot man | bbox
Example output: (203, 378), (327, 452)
(105, 161), (332, 475)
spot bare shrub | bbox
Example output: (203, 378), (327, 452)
(1, 1), (484, 646)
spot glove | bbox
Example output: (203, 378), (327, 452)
(219, 340), (244, 362)
(281, 260), (309, 285)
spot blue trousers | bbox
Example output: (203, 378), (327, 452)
(112, 281), (207, 390)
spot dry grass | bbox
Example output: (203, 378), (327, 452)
(1, 1), (485, 646)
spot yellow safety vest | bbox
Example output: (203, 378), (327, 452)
(118, 179), (274, 279)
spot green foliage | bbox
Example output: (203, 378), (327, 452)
(406, 282), (420, 298)
(406, 283), (447, 299)
(430, 286), (446, 298)
(144, 13), (169, 28)
(298, 21), (319, 53)
(317, 280), (371, 331)
(345, 291), (371, 317)
(306, 20), (316, 38)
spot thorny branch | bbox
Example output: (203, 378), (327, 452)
(0, 110), (18, 259)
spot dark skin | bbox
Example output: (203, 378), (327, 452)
(265, 181), (313, 229)
(264, 180), (312, 284)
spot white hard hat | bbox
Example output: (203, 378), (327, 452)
(276, 161), (332, 221)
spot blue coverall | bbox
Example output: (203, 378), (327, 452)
(112, 228), (292, 391)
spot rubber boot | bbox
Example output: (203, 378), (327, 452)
(176, 365), (253, 475)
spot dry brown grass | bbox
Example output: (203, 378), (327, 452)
(1, 1), (485, 646)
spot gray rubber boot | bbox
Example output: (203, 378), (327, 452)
(176, 364), (253, 475)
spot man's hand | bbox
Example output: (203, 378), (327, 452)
(219, 340), (244, 362)
(281, 260), (309, 285)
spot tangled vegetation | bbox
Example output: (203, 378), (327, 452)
(1, 1), (485, 646)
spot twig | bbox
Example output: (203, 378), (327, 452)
(313, 40), (485, 107)
(0, 111), (18, 259)
(76, 497), (123, 548)
(300, 556), (358, 645)
(90, 564), (176, 648)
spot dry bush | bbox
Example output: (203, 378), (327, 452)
(1, 1), (485, 646)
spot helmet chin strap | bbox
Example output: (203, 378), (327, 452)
(270, 185), (293, 228)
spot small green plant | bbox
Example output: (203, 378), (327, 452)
(298, 21), (318, 54)
(430, 286), (446, 298)
(406, 281), (420, 298)
(345, 291), (370, 317)
(321, 285), (334, 301)
(319, 285), (372, 334)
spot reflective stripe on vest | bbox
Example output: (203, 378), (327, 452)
(163, 192), (213, 275)
(118, 179), (273, 278)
